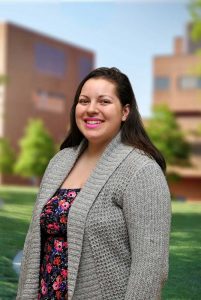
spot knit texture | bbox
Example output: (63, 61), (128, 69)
(16, 131), (171, 300)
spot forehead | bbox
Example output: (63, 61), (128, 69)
(80, 78), (117, 96)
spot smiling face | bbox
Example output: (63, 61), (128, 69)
(75, 78), (130, 147)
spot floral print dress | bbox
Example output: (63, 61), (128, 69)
(38, 188), (81, 300)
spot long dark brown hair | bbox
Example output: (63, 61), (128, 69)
(60, 67), (166, 173)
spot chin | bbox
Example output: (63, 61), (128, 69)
(84, 133), (103, 142)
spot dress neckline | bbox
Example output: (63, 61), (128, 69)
(58, 188), (81, 191)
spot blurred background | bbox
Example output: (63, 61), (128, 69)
(0, 0), (200, 299)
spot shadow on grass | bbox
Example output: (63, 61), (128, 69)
(162, 212), (201, 299)
(0, 189), (37, 206)
(171, 212), (201, 229)
(163, 251), (201, 299)
(0, 215), (30, 250)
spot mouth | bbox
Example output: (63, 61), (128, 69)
(84, 118), (104, 124)
(84, 118), (104, 128)
(85, 120), (102, 124)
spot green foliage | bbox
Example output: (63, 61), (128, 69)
(189, 0), (201, 42)
(0, 138), (15, 174)
(14, 119), (56, 178)
(0, 74), (9, 86)
(146, 105), (190, 165)
(197, 123), (201, 135)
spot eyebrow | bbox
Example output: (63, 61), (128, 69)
(79, 94), (113, 99)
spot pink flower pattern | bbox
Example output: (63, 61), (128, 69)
(38, 188), (80, 300)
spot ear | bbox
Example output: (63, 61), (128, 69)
(122, 104), (130, 121)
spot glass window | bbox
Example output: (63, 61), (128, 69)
(35, 42), (66, 77)
(33, 89), (66, 113)
(78, 56), (93, 81)
(178, 76), (199, 89)
(179, 76), (197, 89)
(197, 77), (201, 88)
(37, 89), (66, 100)
(191, 143), (201, 155)
(154, 77), (170, 90)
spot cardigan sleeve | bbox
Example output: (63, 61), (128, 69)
(123, 162), (171, 300)
(16, 155), (56, 299)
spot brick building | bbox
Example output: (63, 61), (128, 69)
(0, 22), (94, 185)
(153, 24), (201, 201)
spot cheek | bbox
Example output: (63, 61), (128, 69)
(110, 107), (124, 122)
(75, 106), (82, 120)
(75, 107), (81, 128)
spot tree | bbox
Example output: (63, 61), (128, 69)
(146, 105), (190, 166)
(14, 119), (56, 183)
(189, 0), (201, 43)
(197, 123), (201, 135)
(0, 74), (8, 86)
(0, 138), (15, 174)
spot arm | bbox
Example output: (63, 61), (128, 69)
(16, 154), (56, 299)
(123, 162), (171, 300)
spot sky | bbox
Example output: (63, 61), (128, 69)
(0, 0), (190, 117)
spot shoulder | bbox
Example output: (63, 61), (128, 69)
(48, 146), (77, 167)
(123, 146), (161, 174)
(122, 149), (171, 205)
(124, 148), (170, 196)
(39, 147), (77, 184)
(113, 145), (168, 192)
(120, 146), (170, 193)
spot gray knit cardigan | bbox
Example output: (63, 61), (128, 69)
(16, 132), (171, 300)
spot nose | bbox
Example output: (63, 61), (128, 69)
(87, 100), (98, 114)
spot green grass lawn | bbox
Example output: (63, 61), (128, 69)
(0, 186), (201, 300)
(162, 202), (201, 300)
(0, 186), (37, 300)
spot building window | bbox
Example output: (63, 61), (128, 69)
(37, 89), (66, 101)
(178, 76), (201, 89)
(191, 143), (201, 155)
(154, 77), (170, 90)
(33, 89), (66, 113)
(35, 42), (66, 77)
(78, 56), (93, 81)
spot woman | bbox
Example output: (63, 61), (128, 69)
(17, 67), (171, 300)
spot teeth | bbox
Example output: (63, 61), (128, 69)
(86, 121), (101, 124)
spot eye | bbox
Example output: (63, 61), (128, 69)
(78, 98), (89, 104)
(99, 99), (111, 105)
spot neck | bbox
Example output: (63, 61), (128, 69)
(81, 131), (121, 159)
(85, 142), (108, 159)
